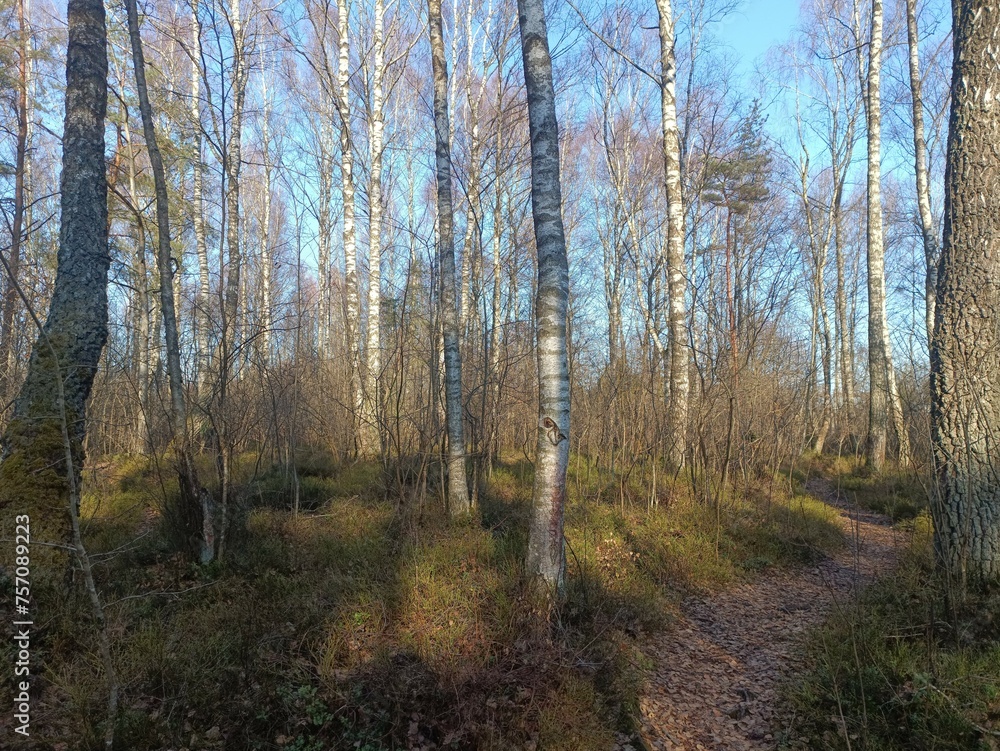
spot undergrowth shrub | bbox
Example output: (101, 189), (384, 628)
(783, 515), (1000, 750)
(15, 450), (852, 750)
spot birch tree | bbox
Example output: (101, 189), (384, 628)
(518, 0), (570, 591)
(119, 114), (153, 454)
(428, 0), (470, 514)
(656, 0), (690, 470)
(0, 0), (30, 389)
(221, 0), (248, 374)
(258, 46), (275, 365)
(336, 0), (363, 451)
(362, 0), (386, 455)
(904, 0), (940, 343)
(189, 1), (212, 392)
(863, 0), (908, 470)
(125, 0), (209, 561)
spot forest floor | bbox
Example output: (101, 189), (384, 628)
(632, 478), (902, 751)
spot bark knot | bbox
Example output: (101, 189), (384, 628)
(541, 416), (566, 446)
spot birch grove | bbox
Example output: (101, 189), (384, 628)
(1, 0), (986, 729)
(8, 0), (1000, 743)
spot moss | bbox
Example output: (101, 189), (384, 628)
(0, 414), (74, 575)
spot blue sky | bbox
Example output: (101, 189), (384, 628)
(715, 0), (800, 71)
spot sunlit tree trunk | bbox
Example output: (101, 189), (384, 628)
(336, 0), (362, 452)
(362, 0), (386, 456)
(221, 0), (246, 365)
(458, 4), (489, 338)
(931, 0), (1000, 589)
(864, 0), (908, 469)
(835, 202), (854, 412)
(259, 50), (274, 365)
(189, 2), (212, 393)
(428, 0), (471, 514)
(904, 0), (940, 344)
(598, 85), (627, 373)
(656, 0), (690, 470)
(519, 0), (570, 591)
(487, 52), (508, 468)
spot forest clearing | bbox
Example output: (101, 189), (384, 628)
(2, 0), (1000, 747)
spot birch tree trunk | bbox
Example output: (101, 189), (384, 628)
(336, 0), (362, 452)
(487, 61), (506, 469)
(0, 0), (110, 567)
(222, 0), (246, 363)
(217, 0), (248, 560)
(864, 0), (894, 470)
(126, 0), (209, 561)
(656, 0), (690, 470)
(189, 2), (212, 393)
(0, 0), (30, 390)
(121, 116), (153, 455)
(458, 4), (489, 338)
(904, 0), (940, 345)
(518, 0), (570, 591)
(428, 0), (471, 515)
(931, 0), (1000, 589)
(317, 120), (334, 358)
(362, 0), (386, 456)
(259, 49), (274, 365)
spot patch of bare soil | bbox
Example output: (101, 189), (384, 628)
(632, 480), (902, 750)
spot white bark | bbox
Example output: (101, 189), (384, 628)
(259, 48), (274, 365)
(904, 0), (939, 345)
(336, 0), (362, 451)
(362, 0), (385, 455)
(189, 3), (212, 392)
(222, 0), (246, 367)
(864, 0), (908, 469)
(428, 0), (471, 514)
(656, 0), (690, 469)
(518, 0), (570, 592)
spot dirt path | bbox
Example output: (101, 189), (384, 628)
(633, 480), (902, 750)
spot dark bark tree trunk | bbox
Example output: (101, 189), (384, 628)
(518, 0), (571, 592)
(0, 0), (109, 568)
(931, 0), (1000, 590)
(428, 0), (471, 515)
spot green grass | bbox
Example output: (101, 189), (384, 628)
(800, 452), (931, 521)
(12, 450), (850, 750)
(782, 515), (1000, 750)
(783, 457), (1000, 749)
